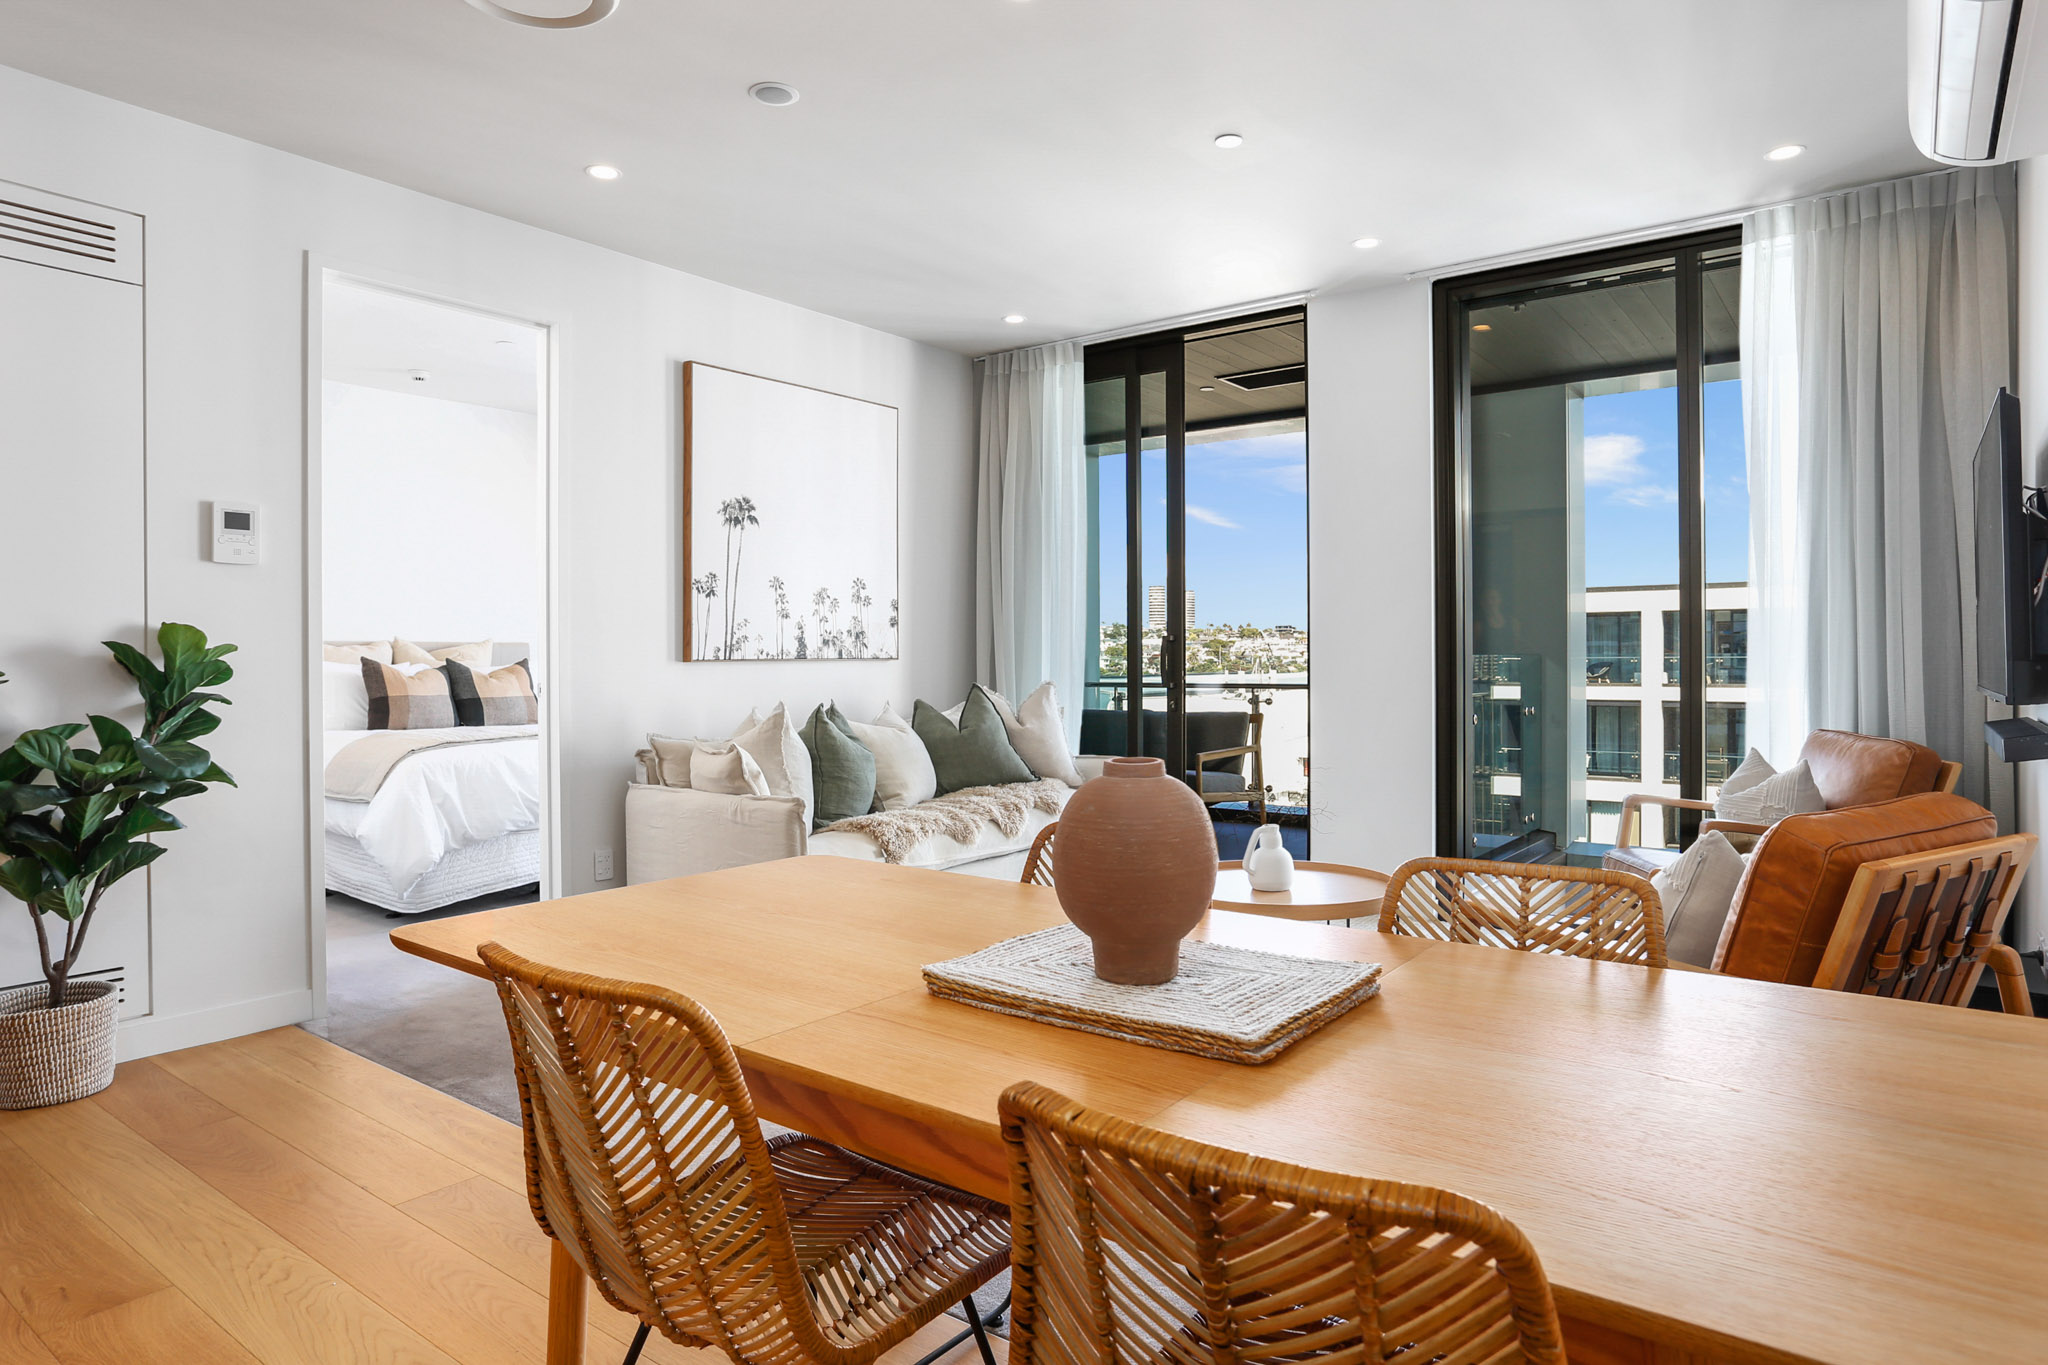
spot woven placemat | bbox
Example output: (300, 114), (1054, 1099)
(922, 925), (1380, 1064)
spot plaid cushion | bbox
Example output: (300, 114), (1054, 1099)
(444, 658), (538, 727)
(361, 659), (457, 730)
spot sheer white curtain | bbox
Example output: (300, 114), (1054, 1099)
(1742, 165), (2018, 807)
(975, 340), (1086, 744)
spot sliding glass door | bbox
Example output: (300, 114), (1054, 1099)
(1435, 233), (1747, 862)
(1083, 310), (1310, 827)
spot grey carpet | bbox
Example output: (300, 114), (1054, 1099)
(304, 887), (1013, 1328)
(302, 888), (537, 1123)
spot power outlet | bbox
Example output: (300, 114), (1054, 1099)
(593, 847), (615, 882)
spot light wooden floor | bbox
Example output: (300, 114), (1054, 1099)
(0, 1026), (1009, 1365)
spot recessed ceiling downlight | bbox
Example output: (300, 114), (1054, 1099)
(1767, 143), (1806, 161)
(465, 0), (618, 29)
(1352, 237), (1381, 250)
(1003, 314), (1026, 324)
(585, 163), (622, 180)
(1213, 133), (1244, 149)
(750, 82), (801, 107)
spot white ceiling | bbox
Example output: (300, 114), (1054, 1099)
(324, 280), (541, 412)
(0, 1), (1933, 354)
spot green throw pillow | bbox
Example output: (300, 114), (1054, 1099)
(912, 685), (1036, 795)
(799, 703), (876, 831)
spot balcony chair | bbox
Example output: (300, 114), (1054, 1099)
(1707, 793), (2036, 1014)
(479, 942), (1011, 1365)
(1078, 704), (1269, 819)
(1606, 728), (1960, 879)
(1378, 858), (1666, 967)
(998, 1081), (1567, 1365)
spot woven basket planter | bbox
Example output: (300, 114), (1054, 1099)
(0, 980), (118, 1110)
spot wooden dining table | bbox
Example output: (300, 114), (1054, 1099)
(391, 856), (2048, 1365)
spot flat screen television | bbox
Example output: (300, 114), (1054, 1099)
(1974, 388), (2048, 705)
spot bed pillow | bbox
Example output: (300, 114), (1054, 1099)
(1715, 759), (1825, 825)
(444, 658), (538, 727)
(393, 638), (494, 667)
(800, 704), (878, 830)
(849, 704), (939, 810)
(914, 685), (1036, 795)
(323, 661), (372, 730)
(731, 703), (815, 824)
(1651, 830), (1749, 968)
(689, 742), (770, 797)
(361, 658), (457, 730)
(324, 640), (393, 666)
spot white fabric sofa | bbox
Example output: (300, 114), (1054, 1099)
(625, 754), (1103, 884)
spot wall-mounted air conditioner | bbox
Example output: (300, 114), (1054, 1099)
(1908, 0), (2047, 164)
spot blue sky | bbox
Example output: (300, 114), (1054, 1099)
(1582, 380), (1749, 586)
(1094, 430), (1309, 629)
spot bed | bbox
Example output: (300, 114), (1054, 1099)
(322, 640), (542, 914)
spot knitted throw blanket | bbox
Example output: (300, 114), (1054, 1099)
(824, 779), (1068, 864)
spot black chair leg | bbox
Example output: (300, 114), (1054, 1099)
(963, 1293), (997, 1365)
(622, 1321), (651, 1365)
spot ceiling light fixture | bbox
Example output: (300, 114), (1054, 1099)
(1199, 385), (1216, 392)
(465, 0), (618, 29)
(1471, 324), (1492, 332)
(1213, 133), (1244, 149)
(1351, 236), (1381, 250)
(1003, 314), (1026, 324)
(749, 82), (801, 107)
(585, 163), (621, 180)
(1766, 143), (1806, 161)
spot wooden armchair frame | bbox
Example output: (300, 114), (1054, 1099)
(1196, 704), (1267, 821)
(1612, 759), (1965, 855)
(1812, 833), (2037, 1012)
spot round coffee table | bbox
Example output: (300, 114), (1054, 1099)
(1212, 860), (1389, 924)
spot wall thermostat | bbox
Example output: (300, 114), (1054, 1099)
(210, 501), (259, 564)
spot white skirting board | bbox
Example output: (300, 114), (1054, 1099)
(325, 828), (540, 914)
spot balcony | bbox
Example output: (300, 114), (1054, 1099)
(1586, 654), (1641, 686)
(1661, 653), (1749, 686)
(1587, 748), (1641, 781)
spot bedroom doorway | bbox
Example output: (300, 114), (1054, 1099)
(306, 274), (552, 1119)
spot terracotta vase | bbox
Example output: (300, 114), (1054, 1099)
(1055, 756), (1218, 984)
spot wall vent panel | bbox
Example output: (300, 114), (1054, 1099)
(0, 180), (141, 285)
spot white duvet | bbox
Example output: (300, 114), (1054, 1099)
(324, 726), (540, 893)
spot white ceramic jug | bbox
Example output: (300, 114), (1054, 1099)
(1243, 824), (1295, 893)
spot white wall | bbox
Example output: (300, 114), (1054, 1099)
(1305, 282), (1438, 870)
(2010, 159), (2048, 956)
(321, 381), (541, 647)
(0, 63), (976, 1058)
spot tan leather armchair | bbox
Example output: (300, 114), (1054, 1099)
(1606, 728), (1960, 879)
(1711, 792), (1999, 986)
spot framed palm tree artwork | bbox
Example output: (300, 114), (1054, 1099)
(681, 362), (899, 660)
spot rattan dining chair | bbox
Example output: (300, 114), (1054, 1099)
(1379, 857), (1667, 967)
(1021, 823), (1057, 888)
(999, 1081), (1566, 1365)
(480, 942), (1012, 1365)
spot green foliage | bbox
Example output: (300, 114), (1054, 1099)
(0, 624), (235, 1009)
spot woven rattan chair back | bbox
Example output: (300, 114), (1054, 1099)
(999, 1082), (1565, 1365)
(1813, 833), (2037, 1006)
(480, 942), (1006, 1365)
(1378, 857), (1666, 967)
(1022, 822), (1058, 888)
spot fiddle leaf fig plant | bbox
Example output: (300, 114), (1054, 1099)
(0, 624), (236, 1010)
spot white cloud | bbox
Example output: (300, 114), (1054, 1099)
(1186, 504), (1241, 529)
(1584, 433), (1647, 485)
(1609, 483), (1678, 507)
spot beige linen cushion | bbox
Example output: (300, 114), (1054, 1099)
(324, 641), (393, 665)
(848, 704), (939, 810)
(393, 638), (494, 667)
(689, 742), (770, 797)
(1651, 829), (1749, 967)
(731, 704), (815, 824)
(1715, 759), (1825, 825)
